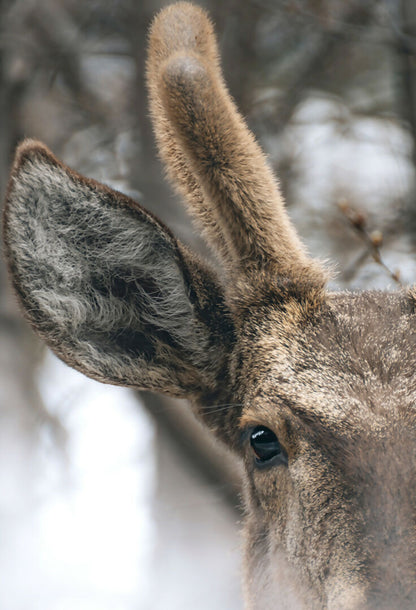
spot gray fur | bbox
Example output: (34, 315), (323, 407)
(5, 147), (230, 397)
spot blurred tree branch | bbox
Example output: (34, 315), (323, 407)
(338, 200), (402, 285)
(0, 0), (66, 449)
(399, 0), (416, 177)
(271, 1), (380, 132)
(0, 0), (24, 192)
(139, 392), (243, 512)
(29, 0), (109, 124)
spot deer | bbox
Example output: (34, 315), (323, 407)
(3, 2), (416, 608)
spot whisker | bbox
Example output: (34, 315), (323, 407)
(199, 402), (244, 414)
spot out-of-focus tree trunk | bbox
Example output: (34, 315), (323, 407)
(0, 0), (55, 463)
(140, 392), (243, 511)
(212, 0), (262, 117)
(399, 0), (416, 212)
(122, 0), (193, 240)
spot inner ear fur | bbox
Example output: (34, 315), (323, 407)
(3, 140), (235, 401)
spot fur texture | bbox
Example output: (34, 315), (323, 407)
(3, 141), (235, 408)
(3, 3), (416, 609)
(147, 2), (326, 295)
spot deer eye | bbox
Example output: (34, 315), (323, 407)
(250, 426), (287, 465)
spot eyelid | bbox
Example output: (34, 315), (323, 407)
(254, 451), (288, 469)
(239, 414), (278, 433)
(238, 426), (252, 450)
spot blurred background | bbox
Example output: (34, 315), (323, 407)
(0, 0), (416, 608)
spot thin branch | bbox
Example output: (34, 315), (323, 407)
(338, 200), (402, 285)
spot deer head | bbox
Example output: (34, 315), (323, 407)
(3, 2), (416, 608)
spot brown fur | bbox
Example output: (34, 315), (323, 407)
(3, 3), (416, 608)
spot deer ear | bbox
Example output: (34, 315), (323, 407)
(3, 141), (235, 400)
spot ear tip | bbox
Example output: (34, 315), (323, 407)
(151, 2), (210, 32)
(148, 1), (215, 66)
(4, 140), (60, 230)
(13, 139), (56, 169)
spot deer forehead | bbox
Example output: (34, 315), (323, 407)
(238, 290), (416, 439)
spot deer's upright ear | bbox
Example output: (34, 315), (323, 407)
(3, 141), (235, 400)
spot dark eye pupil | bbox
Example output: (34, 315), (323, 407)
(250, 426), (281, 462)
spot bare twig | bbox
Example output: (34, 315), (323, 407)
(338, 199), (402, 285)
